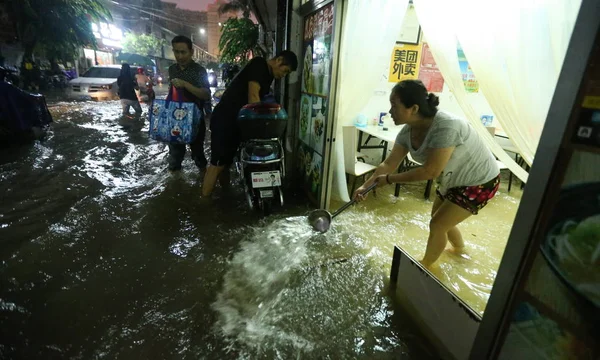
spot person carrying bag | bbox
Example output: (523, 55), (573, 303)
(150, 35), (211, 172)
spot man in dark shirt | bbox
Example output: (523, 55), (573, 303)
(201, 50), (298, 197)
(167, 35), (211, 172)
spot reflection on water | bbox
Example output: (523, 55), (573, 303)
(0, 100), (435, 359)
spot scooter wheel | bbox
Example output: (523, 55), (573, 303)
(261, 198), (272, 216)
(246, 188), (255, 210)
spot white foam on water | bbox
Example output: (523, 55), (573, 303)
(211, 216), (318, 354)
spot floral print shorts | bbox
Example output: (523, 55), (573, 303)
(436, 174), (501, 215)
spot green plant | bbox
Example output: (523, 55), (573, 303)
(5, 0), (111, 62)
(122, 33), (167, 57)
(218, 17), (264, 65)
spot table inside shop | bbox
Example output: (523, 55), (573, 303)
(493, 128), (529, 190)
(355, 124), (434, 199)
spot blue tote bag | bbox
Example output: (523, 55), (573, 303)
(148, 87), (202, 144)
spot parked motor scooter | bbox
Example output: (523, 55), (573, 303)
(0, 66), (53, 147)
(236, 102), (288, 215)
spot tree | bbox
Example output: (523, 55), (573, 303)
(121, 33), (167, 58)
(218, 17), (264, 66)
(218, 0), (251, 19)
(5, 0), (111, 63)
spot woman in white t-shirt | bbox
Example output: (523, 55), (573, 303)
(354, 80), (500, 268)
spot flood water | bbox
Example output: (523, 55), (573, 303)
(332, 173), (522, 315)
(0, 99), (442, 359)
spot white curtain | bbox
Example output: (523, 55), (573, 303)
(412, 0), (528, 182)
(415, 0), (580, 168)
(331, 0), (408, 202)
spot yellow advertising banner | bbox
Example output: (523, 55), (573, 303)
(388, 43), (422, 83)
(582, 96), (600, 109)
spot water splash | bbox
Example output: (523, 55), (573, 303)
(212, 216), (317, 354)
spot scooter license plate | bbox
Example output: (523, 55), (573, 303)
(251, 171), (281, 188)
(260, 190), (274, 198)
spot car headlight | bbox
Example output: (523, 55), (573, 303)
(100, 84), (112, 90)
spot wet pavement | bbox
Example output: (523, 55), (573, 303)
(0, 95), (436, 359)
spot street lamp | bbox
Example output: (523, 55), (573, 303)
(199, 28), (206, 35)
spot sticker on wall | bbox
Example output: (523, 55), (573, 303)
(299, 94), (312, 146)
(296, 143), (307, 182)
(457, 42), (479, 93)
(418, 42), (444, 92)
(310, 96), (326, 155)
(388, 43), (422, 83)
(309, 151), (323, 197)
(481, 115), (494, 127)
(312, 35), (332, 96)
(302, 44), (314, 93)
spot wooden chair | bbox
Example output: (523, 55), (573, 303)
(343, 126), (377, 195)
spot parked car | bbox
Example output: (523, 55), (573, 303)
(67, 65), (142, 101)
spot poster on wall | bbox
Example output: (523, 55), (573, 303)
(310, 96), (326, 154)
(299, 94), (312, 145)
(496, 150), (600, 360)
(418, 42), (444, 92)
(457, 43), (479, 93)
(297, 3), (334, 204)
(296, 142), (323, 200)
(388, 43), (422, 83)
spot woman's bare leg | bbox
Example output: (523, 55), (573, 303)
(431, 197), (465, 250)
(423, 200), (472, 267)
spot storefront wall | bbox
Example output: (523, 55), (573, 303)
(83, 49), (114, 67)
(288, 0), (590, 358)
(291, 0), (343, 208)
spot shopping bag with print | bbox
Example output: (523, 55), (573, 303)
(148, 86), (202, 144)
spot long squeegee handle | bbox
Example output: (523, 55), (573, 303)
(331, 182), (378, 219)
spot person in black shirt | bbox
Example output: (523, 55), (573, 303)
(167, 35), (211, 172)
(201, 50), (298, 197)
(117, 63), (142, 116)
